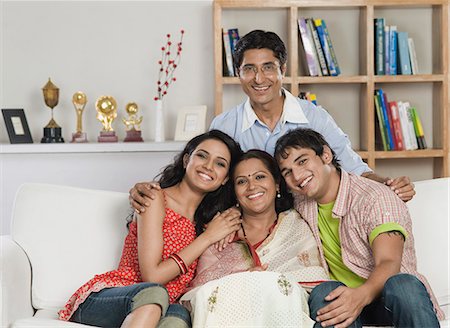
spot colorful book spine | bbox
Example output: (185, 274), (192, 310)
(377, 89), (394, 150)
(408, 37), (419, 74)
(298, 18), (320, 76)
(389, 25), (398, 75)
(374, 94), (388, 150)
(388, 101), (405, 150)
(320, 19), (340, 75)
(307, 18), (329, 76)
(410, 107), (427, 149)
(397, 31), (412, 75)
(404, 102), (419, 150)
(384, 25), (390, 75)
(397, 101), (414, 150)
(314, 19), (338, 76)
(222, 29), (234, 76)
(228, 28), (240, 76)
(374, 18), (385, 75)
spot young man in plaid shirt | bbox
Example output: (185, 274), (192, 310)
(275, 128), (443, 328)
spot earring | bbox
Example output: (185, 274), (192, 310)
(276, 191), (281, 198)
(236, 203), (240, 208)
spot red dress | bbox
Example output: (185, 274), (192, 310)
(59, 207), (198, 321)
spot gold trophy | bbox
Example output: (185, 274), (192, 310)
(41, 78), (64, 143)
(96, 95), (118, 142)
(122, 102), (143, 142)
(71, 91), (88, 143)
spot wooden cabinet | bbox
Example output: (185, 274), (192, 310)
(213, 0), (449, 179)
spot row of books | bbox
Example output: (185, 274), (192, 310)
(374, 89), (427, 151)
(374, 18), (419, 75)
(298, 17), (341, 77)
(222, 28), (240, 77)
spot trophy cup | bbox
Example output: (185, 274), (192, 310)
(71, 91), (88, 143)
(122, 102), (144, 142)
(96, 95), (118, 142)
(41, 78), (64, 143)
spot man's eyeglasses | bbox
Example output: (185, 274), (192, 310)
(239, 62), (281, 78)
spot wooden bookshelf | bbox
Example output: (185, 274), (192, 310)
(213, 0), (449, 179)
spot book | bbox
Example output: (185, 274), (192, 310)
(299, 92), (318, 105)
(320, 19), (341, 75)
(374, 18), (385, 75)
(222, 29), (234, 76)
(389, 25), (398, 75)
(408, 37), (419, 74)
(388, 101), (405, 150)
(397, 31), (412, 75)
(410, 107), (427, 149)
(376, 89), (394, 150)
(384, 25), (390, 75)
(298, 18), (320, 76)
(397, 101), (414, 150)
(374, 94), (389, 150)
(228, 28), (240, 76)
(403, 101), (419, 150)
(307, 18), (329, 76)
(314, 18), (338, 76)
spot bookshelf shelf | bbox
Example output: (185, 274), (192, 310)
(374, 149), (445, 159)
(214, 0), (449, 180)
(297, 76), (368, 84)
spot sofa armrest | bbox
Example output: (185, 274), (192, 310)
(1, 235), (34, 327)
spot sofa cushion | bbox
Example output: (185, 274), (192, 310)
(11, 184), (130, 310)
(407, 178), (449, 310)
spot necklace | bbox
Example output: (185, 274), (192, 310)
(240, 219), (278, 244)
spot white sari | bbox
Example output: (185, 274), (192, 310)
(180, 209), (329, 327)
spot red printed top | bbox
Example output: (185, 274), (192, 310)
(59, 207), (197, 321)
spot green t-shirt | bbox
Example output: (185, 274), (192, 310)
(318, 201), (407, 288)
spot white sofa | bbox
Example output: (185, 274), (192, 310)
(1, 180), (449, 328)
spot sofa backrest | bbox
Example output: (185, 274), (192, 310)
(407, 177), (449, 308)
(11, 183), (130, 310)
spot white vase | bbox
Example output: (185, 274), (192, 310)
(154, 99), (165, 142)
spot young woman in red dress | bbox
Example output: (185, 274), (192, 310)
(59, 130), (243, 328)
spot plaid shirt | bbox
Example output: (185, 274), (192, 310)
(294, 170), (444, 320)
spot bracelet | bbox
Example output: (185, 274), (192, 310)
(169, 253), (188, 275)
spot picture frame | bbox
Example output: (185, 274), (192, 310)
(2, 108), (33, 144)
(174, 105), (207, 141)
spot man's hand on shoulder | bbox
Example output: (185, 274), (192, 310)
(385, 176), (415, 202)
(362, 172), (415, 202)
(129, 181), (161, 213)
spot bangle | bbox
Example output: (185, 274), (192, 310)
(169, 253), (188, 275)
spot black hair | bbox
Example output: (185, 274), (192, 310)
(156, 130), (243, 235)
(233, 30), (287, 71)
(232, 149), (293, 214)
(274, 128), (341, 169)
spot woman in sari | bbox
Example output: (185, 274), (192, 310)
(180, 149), (329, 327)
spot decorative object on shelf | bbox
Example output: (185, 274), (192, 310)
(71, 91), (88, 143)
(41, 78), (64, 143)
(153, 29), (185, 142)
(174, 105), (207, 141)
(2, 108), (33, 144)
(122, 102), (143, 142)
(95, 95), (118, 143)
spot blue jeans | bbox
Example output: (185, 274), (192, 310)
(70, 282), (191, 327)
(308, 274), (440, 328)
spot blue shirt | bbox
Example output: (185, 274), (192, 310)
(210, 89), (371, 175)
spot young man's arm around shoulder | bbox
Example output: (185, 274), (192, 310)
(316, 231), (405, 328)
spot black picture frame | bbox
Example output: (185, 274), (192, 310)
(2, 109), (33, 144)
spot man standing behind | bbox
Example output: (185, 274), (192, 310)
(275, 128), (443, 328)
(211, 29), (415, 202)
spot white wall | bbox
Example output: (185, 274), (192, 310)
(0, 0), (216, 235)
(1, 0), (215, 143)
